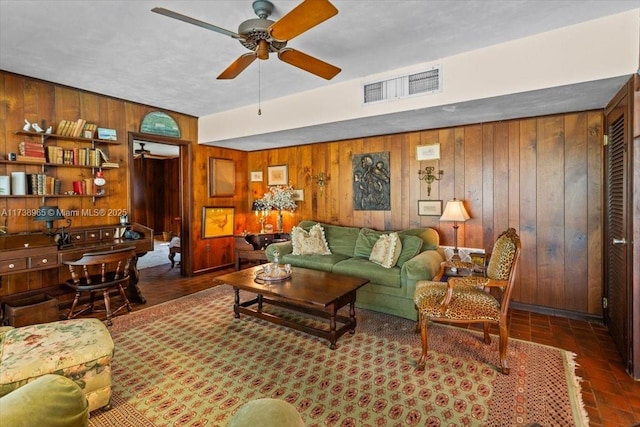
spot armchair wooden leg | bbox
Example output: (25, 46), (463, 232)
(417, 316), (429, 371)
(483, 322), (491, 344)
(415, 312), (421, 333)
(499, 321), (510, 375)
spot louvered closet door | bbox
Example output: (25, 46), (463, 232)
(604, 96), (630, 370)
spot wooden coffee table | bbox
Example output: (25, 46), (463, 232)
(213, 265), (369, 349)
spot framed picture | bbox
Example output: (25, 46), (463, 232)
(416, 143), (440, 161)
(292, 189), (304, 201)
(250, 170), (263, 182)
(209, 158), (235, 197)
(469, 252), (487, 267)
(418, 200), (443, 216)
(267, 164), (288, 186)
(202, 207), (234, 238)
(97, 128), (117, 141)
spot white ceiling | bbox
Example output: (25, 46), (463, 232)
(1, 1), (639, 151)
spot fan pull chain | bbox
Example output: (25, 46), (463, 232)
(258, 61), (262, 115)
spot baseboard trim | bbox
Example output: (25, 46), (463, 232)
(510, 301), (604, 324)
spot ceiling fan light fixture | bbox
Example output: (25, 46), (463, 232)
(257, 39), (269, 60)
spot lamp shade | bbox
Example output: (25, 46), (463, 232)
(440, 199), (470, 222)
(34, 206), (64, 222)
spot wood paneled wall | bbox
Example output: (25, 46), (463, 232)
(1, 71), (607, 316)
(246, 112), (604, 316)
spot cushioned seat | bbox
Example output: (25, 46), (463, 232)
(228, 398), (305, 427)
(0, 318), (114, 412)
(0, 374), (89, 427)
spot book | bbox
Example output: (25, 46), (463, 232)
(101, 162), (120, 168)
(16, 155), (46, 163)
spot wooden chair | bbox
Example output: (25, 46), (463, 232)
(64, 246), (137, 326)
(414, 228), (521, 374)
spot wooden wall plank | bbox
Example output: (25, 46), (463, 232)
(518, 119), (538, 304)
(536, 116), (566, 308)
(564, 113), (589, 311)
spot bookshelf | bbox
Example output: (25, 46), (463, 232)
(0, 130), (120, 203)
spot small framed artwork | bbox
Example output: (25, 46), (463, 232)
(83, 130), (94, 139)
(418, 200), (443, 216)
(470, 252), (487, 268)
(250, 170), (263, 182)
(416, 143), (440, 161)
(209, 158), (235, 197)
(267, 164), (288, 186)
(292, 189), (304, 201)
(97, 128), (117, 141)
(202, 207), (234, 238)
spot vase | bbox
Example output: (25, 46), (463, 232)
(276, 211), (283, 232)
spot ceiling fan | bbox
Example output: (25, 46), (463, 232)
(134, 143), (151, 159)
(152, 0), (341, 80)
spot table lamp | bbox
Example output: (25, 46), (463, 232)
(440, 198), (470, 260)
(34, 206), (72, 247)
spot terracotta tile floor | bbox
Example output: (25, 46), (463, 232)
(106, 264), (640, 426)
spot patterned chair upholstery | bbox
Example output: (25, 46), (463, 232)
(0, 318), (114, 412)
(413, 228), (521, 374)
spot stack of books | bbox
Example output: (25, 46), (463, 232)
(18, 141), (46, 163)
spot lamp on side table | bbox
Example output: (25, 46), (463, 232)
(440, 198), (470, 261)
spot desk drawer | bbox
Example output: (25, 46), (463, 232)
(0, 258), (28, 273)
(30, 254), (59, 269)
(70, 232), (86, 243)
(101, 228), (117, 240)
(85, 230), (101, 242)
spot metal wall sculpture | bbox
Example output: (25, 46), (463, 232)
(352, 152), (391, 210)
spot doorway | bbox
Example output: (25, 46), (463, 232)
(128, 132), (192, 276)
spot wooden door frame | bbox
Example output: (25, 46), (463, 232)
(128, 132), (193, 277)
(604, 76), (638, 379)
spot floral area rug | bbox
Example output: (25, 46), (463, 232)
(89, 285), (588, 426)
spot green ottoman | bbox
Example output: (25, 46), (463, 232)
(228, 398), (305, 427)
(0, 318), (114, 412)
(0, 374), (88, 427)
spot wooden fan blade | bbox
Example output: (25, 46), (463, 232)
(269, 0), (338, 41)
(278, 48), (340, 80)
(217, 53), (257, 79)
(151, 7), (244, 40)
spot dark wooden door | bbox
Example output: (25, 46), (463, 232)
(603, 81), (632, 374)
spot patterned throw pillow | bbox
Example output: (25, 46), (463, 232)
(369, 232), (402, 268)
(291, 224), (332, 255)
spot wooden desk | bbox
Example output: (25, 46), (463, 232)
(234, 233), (289, 270)
(0, 223), (153, 304)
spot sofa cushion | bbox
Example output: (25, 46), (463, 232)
(369, 232), (402, 268)
(290, 224), (331, 255)
(353, 228), (383, 258)
(395, 234), (424, 267)
(398, 228), (440, 251)
(282, 253), (349, 272)
(333, 258), (401, 288)
(296, 221), (360, 257)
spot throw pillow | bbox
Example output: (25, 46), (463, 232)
(369, 232), (402, 268)
(291, 224), (331, 255)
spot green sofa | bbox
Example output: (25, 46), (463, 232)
(265, 221), (444, 320)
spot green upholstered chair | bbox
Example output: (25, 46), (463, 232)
(414, 228), (521, 374)
(0, 374), (89, 427)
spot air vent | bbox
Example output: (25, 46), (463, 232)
(363, 65), (442, 104)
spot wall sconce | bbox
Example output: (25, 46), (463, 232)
(418, 166), (443, 197)
(304, 167), (330, 195)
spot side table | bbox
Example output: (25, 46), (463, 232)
(234, 233), (290, 271)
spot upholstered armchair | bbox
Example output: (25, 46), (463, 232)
(413, 228), (521, 374)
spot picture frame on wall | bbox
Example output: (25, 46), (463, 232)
(292, 189), (304, 201)
(208, 158), (235, 197)
(416, 143), (440, 161)
(202, 207), (234, 238)
(267, 164), (288, 186)
(250, 170), (263, 182)
(418, 200), (443, 216)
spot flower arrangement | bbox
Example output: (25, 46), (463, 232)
(255, 185), (297, 212)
